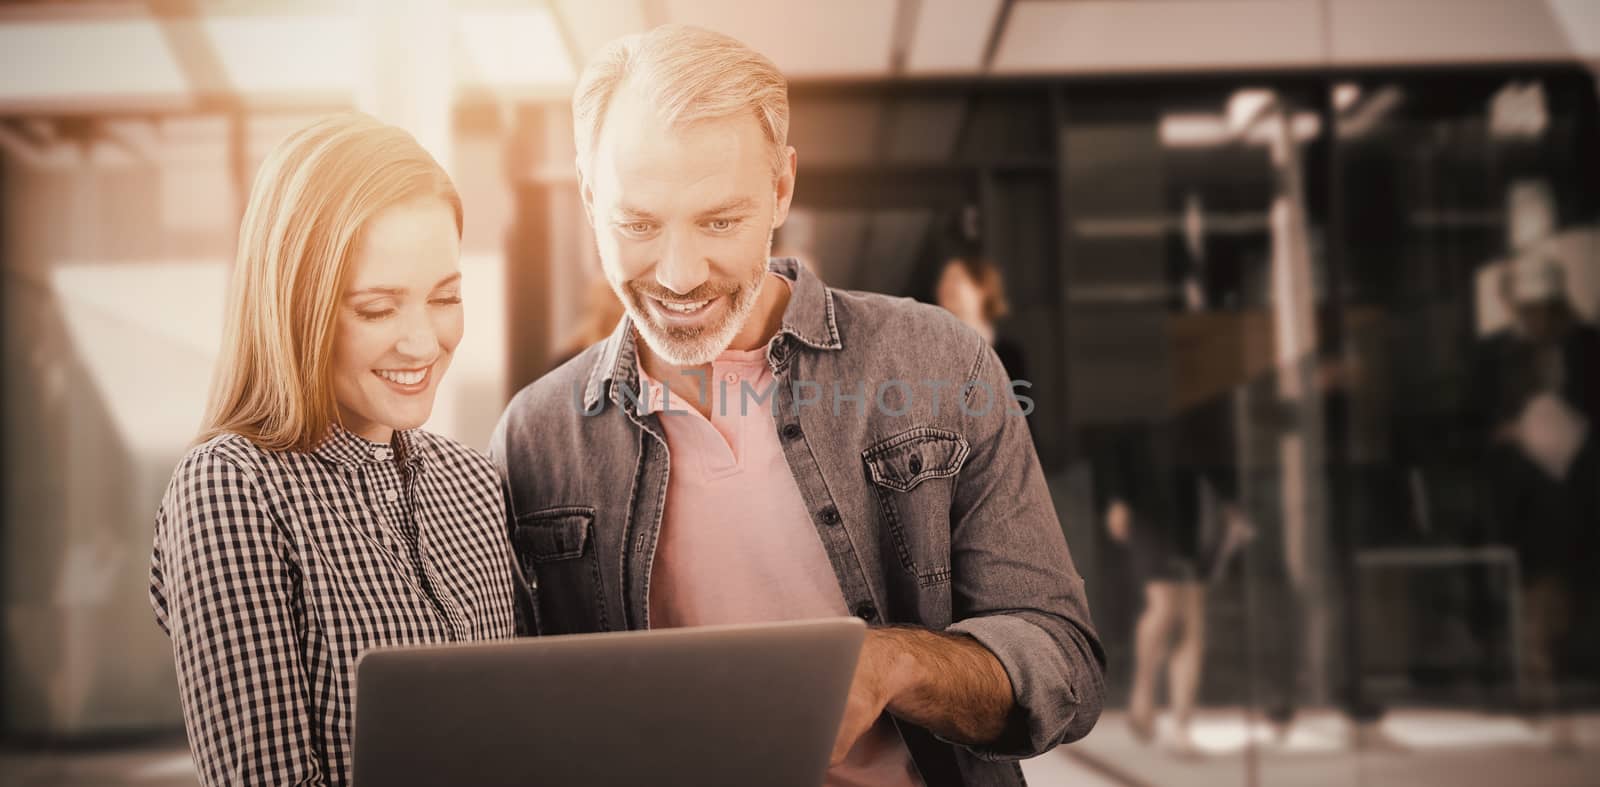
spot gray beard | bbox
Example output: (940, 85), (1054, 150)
(627, 265), (767, 367)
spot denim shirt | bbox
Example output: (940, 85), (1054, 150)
(489, 258), (1105, 787)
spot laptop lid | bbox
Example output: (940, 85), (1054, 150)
(352, 617), (865, 787)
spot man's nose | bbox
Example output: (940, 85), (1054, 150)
(655, 232), (710, 295)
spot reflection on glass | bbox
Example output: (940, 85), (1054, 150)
(1063, 69), (1600, 785)
(1331, 70), (1600, 783)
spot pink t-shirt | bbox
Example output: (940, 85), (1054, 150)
(638, 282), (922, 787)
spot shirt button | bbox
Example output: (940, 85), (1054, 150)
(854, 602), (878, 622)
(781, 423), (802, 441)
(384, 489), (399, 503)
(908, 455), (923, 474)
(819, 506), (841, 526)
(373, 447), (391, 461)
(724, 372), (738, 384)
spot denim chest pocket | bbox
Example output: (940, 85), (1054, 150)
(862, 427), (969, 587)
(511, 506), (608, 633)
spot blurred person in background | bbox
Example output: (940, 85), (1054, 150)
(1100, 206), (1255, 756)
(1471, 254), (1600, 752)
(492, 24), (1103, 787)
(1102, 418), (1250, 757)
(148, 114), (521, 786)
(936, 256), (1028, 382)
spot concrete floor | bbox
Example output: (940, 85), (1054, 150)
(0, 737), (1115, 786)
(1068, 708), (1600, 787)
(0, 737), (196, 787)
(2, 709), (1595, 786)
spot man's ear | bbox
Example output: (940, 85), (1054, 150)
(771, 145), (798, 229)
(576, 155), (596, 226)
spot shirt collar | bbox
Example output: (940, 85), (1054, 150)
(631, 346), (769, 417)
(582, 257), (842, 413)
(312, 424), (425, 469)
(632, 360), (667, 416)
(770, 256), (843, 353)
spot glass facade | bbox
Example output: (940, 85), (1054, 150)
(760, 69), (1600, 784)
(3, 42), (1596, 785)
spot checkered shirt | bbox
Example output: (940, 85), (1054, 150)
(149, 426), (518, 786)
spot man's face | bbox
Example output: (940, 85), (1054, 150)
(582, 89), (794, 366)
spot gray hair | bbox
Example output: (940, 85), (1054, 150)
(572, 24), (790, 179)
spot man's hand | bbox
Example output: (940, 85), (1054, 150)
(829, 626), (1016, 766)
(830, 629), (911, 765)
(1106, 500), (1132, 543)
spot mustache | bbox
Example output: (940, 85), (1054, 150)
(627, 279), (743, 303)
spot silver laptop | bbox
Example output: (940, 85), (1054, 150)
(352, 617), (865, 787)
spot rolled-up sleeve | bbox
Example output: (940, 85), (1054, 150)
(944, 340), (1106, 760)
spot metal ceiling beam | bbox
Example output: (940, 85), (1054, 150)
(145, 0), (249, 220)
(0, 119), (53, 167)
(888, 0), (922, 77)
(145, 0), (236, 108)
(980, 0), (1016, 74)
(545, 0), (586, 79)
(14, 117), (56, 148)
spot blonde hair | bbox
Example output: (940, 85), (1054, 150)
(572, 24), (790, 178)
(945, 257), (1011, 323)
(200, 113), (462, 452)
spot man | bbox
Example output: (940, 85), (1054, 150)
(490, 25), (1103, 786)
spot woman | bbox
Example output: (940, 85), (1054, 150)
(1103, 386), (1252, 757)
(1103, 456), (1212, 756)
(149, 114), (518, 786)
(934, 256), (1028, 381)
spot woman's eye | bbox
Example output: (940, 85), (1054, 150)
(356, 308), (394, 321)
(430, 295), (462, 306)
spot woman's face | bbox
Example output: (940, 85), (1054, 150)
(331, 197), (463, 444)
(937, 262), (985, 331)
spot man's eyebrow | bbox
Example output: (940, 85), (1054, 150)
(697, 197), (759, 217)
(611, 198), (758, 221)
(614, 204), (658, 220)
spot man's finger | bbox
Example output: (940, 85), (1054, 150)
(830, 705), (870, 765)
(830, 725), (858, 764)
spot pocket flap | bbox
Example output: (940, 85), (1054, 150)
(513, 507), (594, 563)
(863, 427), (970, 493)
